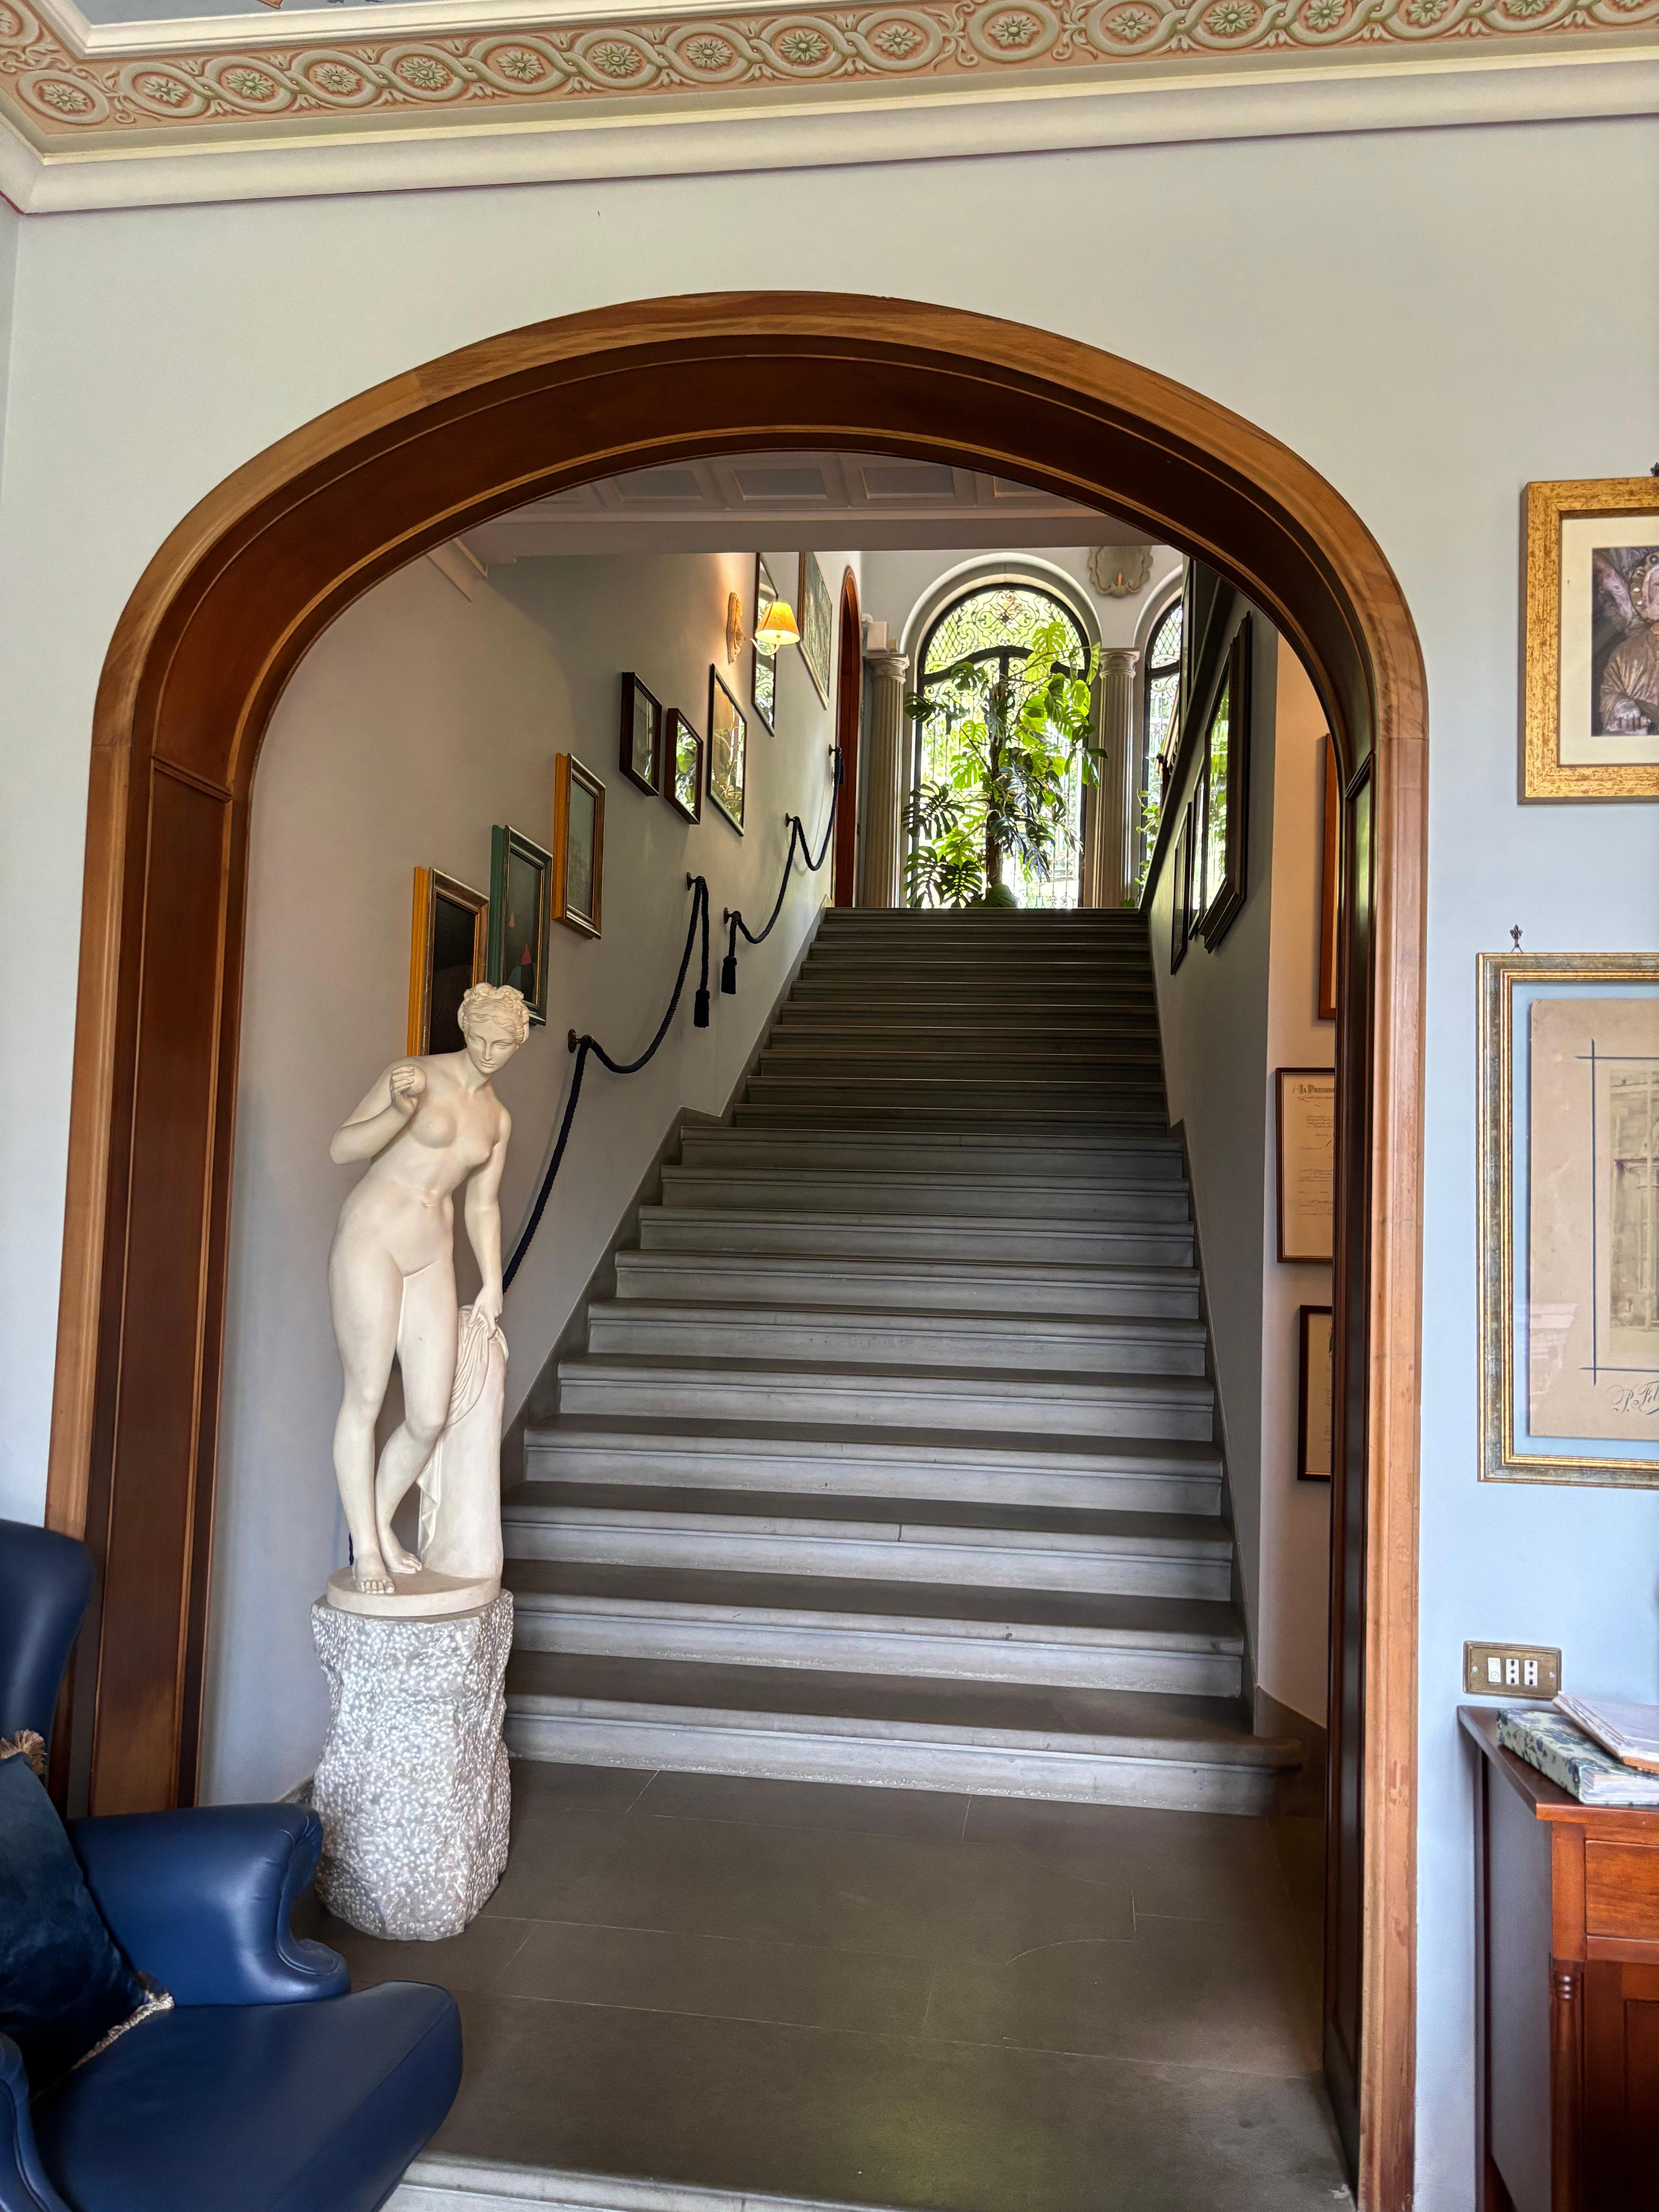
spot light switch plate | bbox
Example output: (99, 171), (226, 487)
(1464, 1642), (1562, 1699)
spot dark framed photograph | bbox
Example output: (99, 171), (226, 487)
(553, 753), (605, 939)
(619, 672), (662, 796)
(666, 709), (702, 825)
(487, 826), (552, 1022)
(708, 666), (747, 834)
(407, 867), (487, 1056)
(1169, 799), (1193, 974)
(1297, 1306), (1334, 1482)
(1195, 617), (1252, 948)
(798, 550), (832, 708)
(1523, 478), (1659, 801)
(1276, 1067), (1335, 1264)
(752, 555), (780, 734)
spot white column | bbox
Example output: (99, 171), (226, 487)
(1086, 647), (1140, 908)
(861, 646), (910, 908)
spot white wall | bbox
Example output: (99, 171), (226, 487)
(2, 117), (1658, 2203)
(1147, 609), (1278, 1671)
(1257, 649), (1335, 1728)
(206, 545), (845, 1802)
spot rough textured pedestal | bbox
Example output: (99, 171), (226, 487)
(311, 1592), (513, 1940)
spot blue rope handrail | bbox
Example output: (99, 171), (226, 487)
(503, 747), (840, 1290)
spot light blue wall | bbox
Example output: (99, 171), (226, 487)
(0, 119), (1656, 2203)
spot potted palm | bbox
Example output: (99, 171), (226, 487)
(902, 617), (1102, 908)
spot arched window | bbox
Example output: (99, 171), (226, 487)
(913, 582), (1092, 910)
(1137, 591), (1183, 886)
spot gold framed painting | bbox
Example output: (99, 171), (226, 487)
(1523, 478), (1659, 801)
(552, 753), (605, 940)
(406, 867), (487, 1055)
(488, 824), (553, 1018)
(1479, 951), (1659, 1486)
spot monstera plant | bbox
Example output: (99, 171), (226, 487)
(903, 617), (1102, 908)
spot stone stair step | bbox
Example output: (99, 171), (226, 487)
(503, 1563), (1243, 1695)
(586, 1299), (1207, 1375)
(503, 1479), (1229, 1594)
(502, 1653), (1297, 1813)
(613, 1249), (1200, 1319)
(636, 1206), (1193, 1267)
(733, 1101), (1169, 1129)
(675, 1128), (1185, 1180)
(658, 1168), (1188, 1224)
(520, 1419), (1223, 1516)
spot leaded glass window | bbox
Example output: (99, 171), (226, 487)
(1137, 592), (1183, 890)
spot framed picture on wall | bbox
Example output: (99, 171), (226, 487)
(487, 826), (552, 1021)
(752, 556), (779, 735)
(798, 551), (832, 707)
(1522, 479), (1659, 802)
(619, 672), (662, 797)
(1297, 1306), (1334, 1482)
(1276, 1067), (1335, 1264)
(666, 709), (702, 824)
(1318, 735), (1340, 1023)
(407, 867), (487, 1056)
(1478, 951), (1659, 1486)
(1170, 800), (1194, 974)
(708, 668), (747, 833)
(1196, 617), (1252, 947)
(553, 753), (605, 939)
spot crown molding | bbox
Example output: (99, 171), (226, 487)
(2, 18), (1655, 213)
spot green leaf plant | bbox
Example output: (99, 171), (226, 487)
(902, 618), (1103, 909)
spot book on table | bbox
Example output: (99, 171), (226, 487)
(1553, 1694), (1659, 1775)
(1496, 1707), (1659, 1808)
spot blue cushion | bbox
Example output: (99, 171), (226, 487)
(32, 1981), (462, 2212)
(0, 1754), (155, 2092)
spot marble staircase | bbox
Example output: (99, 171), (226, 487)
(500, 907), (1297, 1814)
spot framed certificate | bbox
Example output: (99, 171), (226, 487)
(1276, 1067), (1335, 1263)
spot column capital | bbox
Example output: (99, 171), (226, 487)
(864, 646), (910, 680)
(1100, 647), (1142, 675)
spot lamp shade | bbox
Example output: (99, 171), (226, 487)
(754, 599), (800, 651)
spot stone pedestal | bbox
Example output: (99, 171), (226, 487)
(310, 1591), (513, 1940)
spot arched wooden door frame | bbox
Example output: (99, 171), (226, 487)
(46, 293), (1425, 2208)
(832, 565), (861, 904)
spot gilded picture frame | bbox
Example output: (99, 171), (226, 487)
(1522, 478), (1659, 802)
(1479, 951), (1659, 1486)
(487, 824), (553, 1019)
(553, 753), (605, 940)
(1297, 1305), (1334, 1483)
(798, 550), (832, 708)
(406, 866), (487, 1056)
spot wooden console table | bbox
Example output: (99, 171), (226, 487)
(1462, 1704), (1659, 2212)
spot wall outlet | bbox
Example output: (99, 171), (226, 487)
(1464, 1642), (1562, 1699)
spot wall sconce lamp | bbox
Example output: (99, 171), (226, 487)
(754, 600), (801, 653)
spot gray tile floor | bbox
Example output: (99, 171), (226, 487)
(323, 1761), (1351, 2210)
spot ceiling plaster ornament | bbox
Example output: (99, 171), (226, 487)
(1, 0), (1650, 148)
(1089, 546), (1155, 599)
(726, 590), (744, 664)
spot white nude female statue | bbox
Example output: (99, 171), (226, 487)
(326, 982), (528, 1608)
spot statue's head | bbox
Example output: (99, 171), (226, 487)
(1633, 553), (1659, 625)
(458, 984), (530, 1077)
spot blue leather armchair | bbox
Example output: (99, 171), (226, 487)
(0, 1517), (462, 2212)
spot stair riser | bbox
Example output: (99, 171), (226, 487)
(659, 1175), (1190, 1224)
(522, 1442), (1221, 1516)
(510, 1607), (1242, 1697)
(614, 1254), (1199, 1319)
(636, 1212), (1194, 1266)
(733, 1105), (1170, 1130)
(586, 1314), (1207, 1376)
(745, 1076), (1165, 1099)
(504, 1522), (1227, 1595)
(503, 1711), (1280, 1814)
(677, 1138), (1185, 1180)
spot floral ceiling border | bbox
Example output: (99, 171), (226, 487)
(2, 0), (1652, 143)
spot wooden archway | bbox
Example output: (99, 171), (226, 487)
(47, 294), (1424, 2207)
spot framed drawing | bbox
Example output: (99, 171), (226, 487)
(708, 667), (747, 833)
(487, 825), (552, 1022)
(1479, 951), (1659, 1486)
(1523, 479), (1659, 802)
(798, 550), (832, 708)
(553, 754), (604, 939)
(619, 672), (662, 797)
(1318, 735), (1339, 1022)
(1196, 617), (1251, 947)
(666, 709), (702, 825)
(406, 867), (487, 1056)
(1276, 1067), (1335, 1263)
(1298, 1306), (1334, 1482)
(1169, 799), (1193, 974)
(752, 556), (779, 735)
